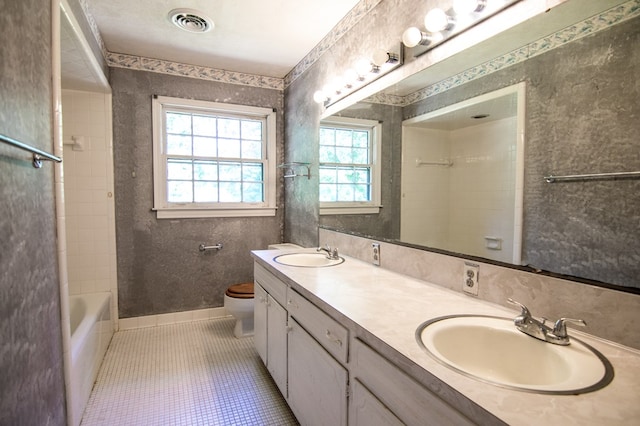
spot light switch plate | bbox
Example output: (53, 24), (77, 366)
(463, 262), (479, 296)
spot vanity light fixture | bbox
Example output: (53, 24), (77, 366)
(314, 45), (403, 107)
(403, 0), (521, 55)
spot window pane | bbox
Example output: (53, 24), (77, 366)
(337, 184), (354, 201)
(194, 181), (218, 202)
(219, 182), (242, 202)
(337, 168), (357, 183)
(354, 184), (370, 201)
(243, 183), (263, 202)
(241, 140), (262, 159)
(319, 183), (336, 202)
(218, 138), (241, 158)
(241, 120), (262, 140)
(352, 131), (369, 148)
(319, 128), (335, 145)
(336, 147), (354, 163)
(219, 162), (241, 181)
(193, 136), (217, 157)
(351, 147), (369, 164)
(319, 167), (337, 183)
(194, 161), (217, 180)
(353, 168), (370, 183)
(167, 159), (192, 180)
(219, 118), (240, 138)
(168, 181), (192, 202)
(192, 115), (216, 137)
(319, 146), (337, 163)
(243, 163), (263, 181)
(166, 134), (192, 155)
(166, 113), (191, 135)
(335, 129), (353, 146)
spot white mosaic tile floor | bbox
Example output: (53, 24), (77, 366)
(81, 318), (298, 426)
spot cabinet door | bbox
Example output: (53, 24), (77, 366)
(350, 379), (403, 426)
(267, 295), (288, 398)
(288, 318), (348, 426)
(254, 283), (268, 365)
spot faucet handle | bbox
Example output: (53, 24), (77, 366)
(507, 298), (532, 318)
(552, 318), (586, 338)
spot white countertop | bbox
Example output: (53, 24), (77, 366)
(252, 249), (640, 425)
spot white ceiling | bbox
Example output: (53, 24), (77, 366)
(84, 0), (360, 78)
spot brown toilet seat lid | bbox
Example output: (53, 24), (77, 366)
(225, 282), (254, 298)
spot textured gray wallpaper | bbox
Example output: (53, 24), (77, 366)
(0, 0), (67, 424)
(111, 68), (284, 318)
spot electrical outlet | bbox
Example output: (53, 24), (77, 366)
(463, 262), (479, 296)
(372, 243), (381, 266)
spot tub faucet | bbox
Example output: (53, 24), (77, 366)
(317, 245), (340, 260)
(507, 298), (586, 346)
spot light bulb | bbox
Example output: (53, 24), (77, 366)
(372, 49), (391, 67)
(402, 27), (423, 48)
(344, 68), (359, 86)
(322, 84), (334, 100)
(313, 90), (326, 104)
(453, 0), (486, 15)
(332, 76), (346, 94)
(424, 8), (454, 33)
(354, 58), (372, 77)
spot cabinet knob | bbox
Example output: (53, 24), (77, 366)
(325, 330), (342, 347)
(287, 299), (299, 309)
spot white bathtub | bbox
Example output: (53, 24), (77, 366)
(69, 292), (113, 426)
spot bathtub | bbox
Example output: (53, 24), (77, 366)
(69, 292), (113, 426)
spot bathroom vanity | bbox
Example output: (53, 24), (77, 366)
(251, 249), (640, 425)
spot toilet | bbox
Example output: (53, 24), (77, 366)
(224, 282), (255, 338)
(224, 243), (302, 338)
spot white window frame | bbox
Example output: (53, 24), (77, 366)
(152, 96), (277, 219)
(319, 116), (382, 215)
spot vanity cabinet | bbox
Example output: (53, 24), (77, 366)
(350, 339), (475, 426)
(254, 264), (288, 397)
(287, 289), (349, 426)
(288, 317), (348, 426)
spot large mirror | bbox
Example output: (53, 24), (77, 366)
(320, 0), (640, 291)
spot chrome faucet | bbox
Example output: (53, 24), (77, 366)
(317, 245), (340, 260)
(507, 298), (586, 346)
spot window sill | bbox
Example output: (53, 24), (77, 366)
(319, 205), (381, 215)
(154, 207), (277, 219)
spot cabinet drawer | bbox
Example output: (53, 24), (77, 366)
(351, 339), (475, 426)
(287, 290), (348, 363)
(254, 263), (287, 306)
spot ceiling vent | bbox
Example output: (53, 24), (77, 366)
(169, 9), (213, 33)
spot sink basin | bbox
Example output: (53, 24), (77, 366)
(416, 315), (613, 394)
(273, 252), (345, 267)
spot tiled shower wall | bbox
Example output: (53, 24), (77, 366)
(401, 117), (518, 264)
(62, 90), (117, 303)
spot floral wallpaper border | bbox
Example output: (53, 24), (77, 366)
(80, 0), (637, 95)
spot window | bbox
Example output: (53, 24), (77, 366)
(152, 96), (276, 218)
(319, 116), (381, 215)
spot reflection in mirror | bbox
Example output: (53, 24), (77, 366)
(319, 0), (640, 290)
(401, 83), (524, 264)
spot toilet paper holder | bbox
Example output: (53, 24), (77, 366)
(199, 243), (223, 252)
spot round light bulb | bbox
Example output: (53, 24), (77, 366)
(402, 27), (423, 48)
(372, 49), (390, 67)
(322, 84), (334, 100)
(354, 58), (372, 76)
(344, 68), (359, 86)
(424, 8), (453, 33)
(453, 0), (485, 14)
(313, 90), (326, 103)
(332, 76), (346, 94)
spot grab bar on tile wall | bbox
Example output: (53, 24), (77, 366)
(199, 243), (223, 252)
(544, 171), (640, 183)
(1, 132), (62, 168)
